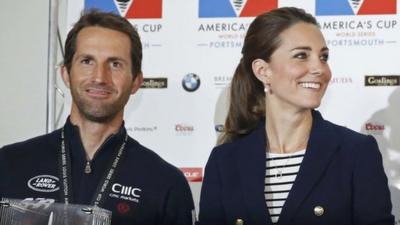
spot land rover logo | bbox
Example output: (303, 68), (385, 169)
(27, 175), (60, 192)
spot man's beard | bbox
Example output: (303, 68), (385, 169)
(70, 83), (132, 123)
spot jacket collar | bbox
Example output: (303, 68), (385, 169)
(278, 110), (339, 224)
(64, 117), (127, 162)
(234, 118), (270, 225)
(234, 110), (339, 225)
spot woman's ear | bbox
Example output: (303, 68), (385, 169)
(252, 58), (271, 85)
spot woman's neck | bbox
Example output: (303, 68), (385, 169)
(265, 105), (312, 154)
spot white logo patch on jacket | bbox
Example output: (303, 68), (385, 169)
(109, 183), (142, 203)
(27, 175), (60, 192)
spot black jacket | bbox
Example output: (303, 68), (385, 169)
(198, 110), (394, 225)
(0, 120), (195, 225)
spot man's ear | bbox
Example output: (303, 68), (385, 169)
(131, 72), (143, 94)
(252, 58), (271, 85)
(61, 66), (71, 89)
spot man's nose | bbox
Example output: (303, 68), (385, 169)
(92, 63), (111, 83)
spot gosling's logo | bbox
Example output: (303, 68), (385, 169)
(365, 75), (400, 86)
(27, 175), (60, 193)
(141, 78), (168, 89)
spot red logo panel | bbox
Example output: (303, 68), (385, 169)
(180, 167), (203, 182)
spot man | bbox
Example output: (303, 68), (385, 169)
(0, 10), (195, 225)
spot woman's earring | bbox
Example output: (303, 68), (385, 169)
(264, 84), (270, 94)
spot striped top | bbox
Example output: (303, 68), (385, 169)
(265, 150), (306, 224)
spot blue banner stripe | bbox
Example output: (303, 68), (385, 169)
(85, 0), (119, 14)
(316, 0), (354, 15)
(199, 0), (236, 18)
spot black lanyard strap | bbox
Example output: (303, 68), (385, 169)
(59, 128), (128, 207)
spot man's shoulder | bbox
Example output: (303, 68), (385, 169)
(124, 137), (185, 180)
(0, 129), (61, 156)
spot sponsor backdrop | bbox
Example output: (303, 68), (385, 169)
(66, 0), (400, 220)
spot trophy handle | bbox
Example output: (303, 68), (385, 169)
(48, 212), (54, 225)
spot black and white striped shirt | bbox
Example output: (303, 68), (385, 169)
(265, 150), (305, 224)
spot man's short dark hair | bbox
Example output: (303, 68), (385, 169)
(64, 10), (142, 77)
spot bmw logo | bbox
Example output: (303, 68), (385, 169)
(182, 73), (200, 92)
(215, 124), (224, 132)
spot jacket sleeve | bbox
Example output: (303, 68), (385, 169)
(198, 148), (226, 225)
(161, 170), (195, 225)
(352, 135), (394, 225)
(0, 147), (6, 199)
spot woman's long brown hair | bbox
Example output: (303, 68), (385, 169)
(220, 7), (318, 144)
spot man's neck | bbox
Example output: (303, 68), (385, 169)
(69, 114), (123, 160)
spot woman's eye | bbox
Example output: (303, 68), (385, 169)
(294, 52), (307, 59)
(320, 54), (329, 62)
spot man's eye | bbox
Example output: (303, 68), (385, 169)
(111, 62), (122, 68)
(81, 59), (92, 64)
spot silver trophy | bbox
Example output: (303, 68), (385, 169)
(0, 198), (111, 225)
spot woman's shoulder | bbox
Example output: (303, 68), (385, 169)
(212, 126), (264, 157)
(314, 110), (373, 144)
(211, 138), (242, 157)
(319, 119), (380, 159)
(324, 119), (373, 144)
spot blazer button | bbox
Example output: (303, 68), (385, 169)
(235, 219), (244, 225)
(314, 206), (324, 216)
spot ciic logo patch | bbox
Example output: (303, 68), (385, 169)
(109, 183), (142, 203)
(27, 175), (60, 193)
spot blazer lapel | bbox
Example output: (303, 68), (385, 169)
(235, 123), (273, 225)
(278, 111), (340, 225)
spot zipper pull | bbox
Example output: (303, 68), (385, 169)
(85, 161), (92, 174)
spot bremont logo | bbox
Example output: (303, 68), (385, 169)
(141, 78), (168, 89)
(365, 75), (400, 86)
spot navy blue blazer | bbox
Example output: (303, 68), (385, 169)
(198, 111), (394, 225)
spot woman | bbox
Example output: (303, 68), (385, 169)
(198, 7), (394, 225)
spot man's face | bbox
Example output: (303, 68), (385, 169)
(62, 26), (142, 123)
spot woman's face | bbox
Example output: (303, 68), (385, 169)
(265, 22), (331, 111)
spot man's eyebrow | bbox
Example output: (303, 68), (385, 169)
(74, 54), (94, 60)
(108, 57), (129, 64)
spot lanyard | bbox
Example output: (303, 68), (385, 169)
(59, 128), (128, 206)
